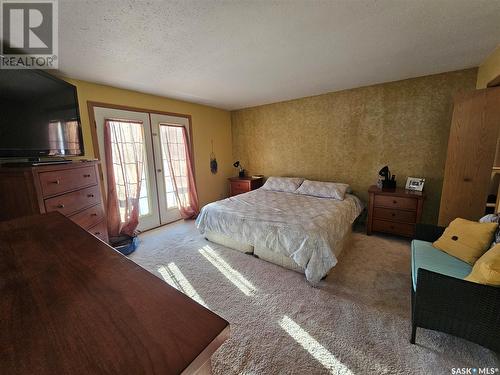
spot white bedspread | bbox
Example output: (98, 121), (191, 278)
(195, 189), (364, 283)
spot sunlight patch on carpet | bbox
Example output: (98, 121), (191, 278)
(158, 263), (207, 307)
(279, 315), (352, 375)
(199, 245), (256, 296)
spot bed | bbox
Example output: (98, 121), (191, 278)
(196, 178), (364, 283)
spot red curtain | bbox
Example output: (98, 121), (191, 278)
(104, 119), (144, 237)
(162, 125), (199, 219)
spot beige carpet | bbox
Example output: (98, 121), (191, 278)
(129, 221), (499, 375)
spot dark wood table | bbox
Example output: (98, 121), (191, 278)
(0, 212), (229, 374)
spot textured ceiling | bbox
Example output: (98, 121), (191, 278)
(58, 0), (500, 110)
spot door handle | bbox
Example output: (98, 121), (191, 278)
(157, 169), (162, 173)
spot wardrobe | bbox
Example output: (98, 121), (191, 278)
(438, 86), (500, 226)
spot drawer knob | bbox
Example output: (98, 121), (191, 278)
(392, 200), (397, 204)
(83, 174), (91, 178)
(57, 204), (65, 208)
(91, 213), (97, 217)
(391, 213), (396, 217)
(87, 194), (94, 198)
(51, 180), (60, 184)
(463, 177), (472, 182)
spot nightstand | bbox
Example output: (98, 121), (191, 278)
(367, 185), (425, 237)
(228, 177), (263, 197)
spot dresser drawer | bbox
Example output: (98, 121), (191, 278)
(88, 220), (108, 242)
(372, 219), (415, 237)
(39, 166), (97, 197)
(373, 207), (416, 223)
(373, 195), (417, 211)
(44, 185), (101, 216)
(230, 187), (248, 196)
(231, 181), (250, 191)
(69, 204), (104, 230)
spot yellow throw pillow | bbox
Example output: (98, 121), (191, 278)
(433, 218), (498, 265)
(465, 244), (500, 286)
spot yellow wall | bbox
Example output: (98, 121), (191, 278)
(477, 45), (500, 88)
(232, 69), (477, 224)
(64, 78), (233, 207)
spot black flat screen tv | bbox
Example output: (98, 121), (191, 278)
(0, 68), (84, 158)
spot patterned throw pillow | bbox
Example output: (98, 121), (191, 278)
(261, 177), (304, 193)
(479, 213), (500, 248)
(295, 180), (350, 200)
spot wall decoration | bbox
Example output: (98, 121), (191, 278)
(210, 140), (218, 174)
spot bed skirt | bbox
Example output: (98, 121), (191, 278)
(204, 227), (353, 275)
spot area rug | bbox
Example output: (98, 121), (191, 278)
(129, 221), (499, 375)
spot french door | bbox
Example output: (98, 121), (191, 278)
(94, 107), (190, 231)
(150, 113), (191, 225)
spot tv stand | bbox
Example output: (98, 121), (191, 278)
(28, 157), (72, 166)
(31, 160), (72, 166)
(1, 159), (72, 167)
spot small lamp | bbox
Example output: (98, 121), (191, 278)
(378, 165), (396, 189)
(233, 161), (245, 177)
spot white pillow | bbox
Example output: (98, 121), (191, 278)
(261, 177), (304, 193)
(295, 180), (350, 200)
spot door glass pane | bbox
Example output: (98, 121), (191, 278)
(159, 124), (189, 210)
(108, 120), (151, 219)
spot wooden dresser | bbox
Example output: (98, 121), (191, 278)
(0, 161), (108, 242)
(367, 185), (425, 238)
(0, 212), (229, 375)
(228, 176), (264, 196)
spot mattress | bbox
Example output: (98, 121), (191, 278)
(205, 229), (254, 254)
(196, 189), (364, 283)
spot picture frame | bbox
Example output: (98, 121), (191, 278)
(405, 177), (425, 191)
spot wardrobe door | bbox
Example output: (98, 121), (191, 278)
(438, 88), (500, 226)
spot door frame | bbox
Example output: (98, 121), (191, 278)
(87, 101), (196, 226)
